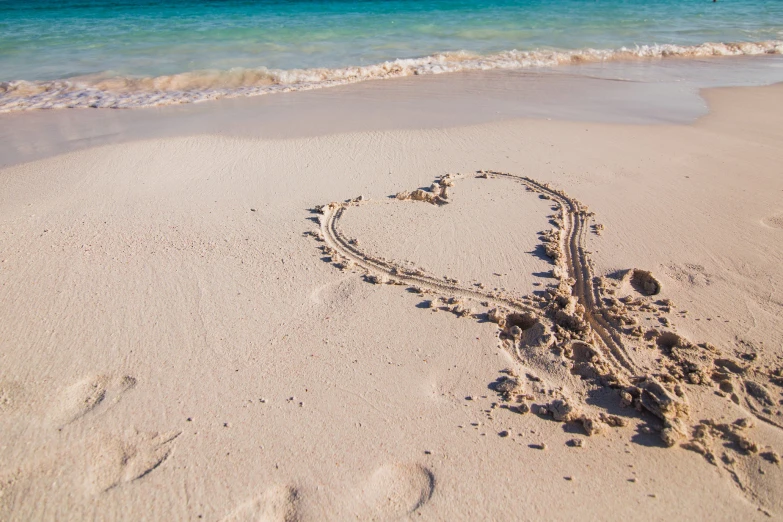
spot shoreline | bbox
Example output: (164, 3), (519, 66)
(3, 39), (782, 112)
(1, 53), (782, 169)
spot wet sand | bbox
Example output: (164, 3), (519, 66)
(2, 54), (782, 168)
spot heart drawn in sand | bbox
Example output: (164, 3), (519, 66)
(306, 170), (783, 514)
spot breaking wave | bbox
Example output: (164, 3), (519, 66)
(1, 40), (781, 112)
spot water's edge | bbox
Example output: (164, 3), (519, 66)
(1, 40), (781, 113)
(1, 55), (782, 169)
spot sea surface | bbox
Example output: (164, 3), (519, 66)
(1, 0), (782, 111)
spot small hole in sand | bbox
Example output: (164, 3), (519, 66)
(570, 341), (597, 363)
(629, 269), (661, 296)
(506, 313), (538, 331)
(656, 331), (682, 351)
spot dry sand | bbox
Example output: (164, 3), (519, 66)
(1, 82), (783, 520)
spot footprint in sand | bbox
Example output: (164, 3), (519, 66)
(1, 373), (178, 514)
(50, 374), (137, 429)
(224, 463), (434, 522)
(355, 463), (435, 520)
(88, 430), (181, 493)
(222, 484), (301, 522)
(664, 262), (713, 287)
(0, 429), (181, 514)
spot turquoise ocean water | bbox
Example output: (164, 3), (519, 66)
(1, 0), (782, 110)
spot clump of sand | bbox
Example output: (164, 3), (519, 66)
(626, 269), (662, 296)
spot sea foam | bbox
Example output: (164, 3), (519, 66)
(1, 40), (781, 112)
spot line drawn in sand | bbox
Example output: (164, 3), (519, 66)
(308, 170), (783, 515)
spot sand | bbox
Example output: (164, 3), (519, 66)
(1, 80), (783, 520)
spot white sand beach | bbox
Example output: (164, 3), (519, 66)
(1, 74), (783, 520)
